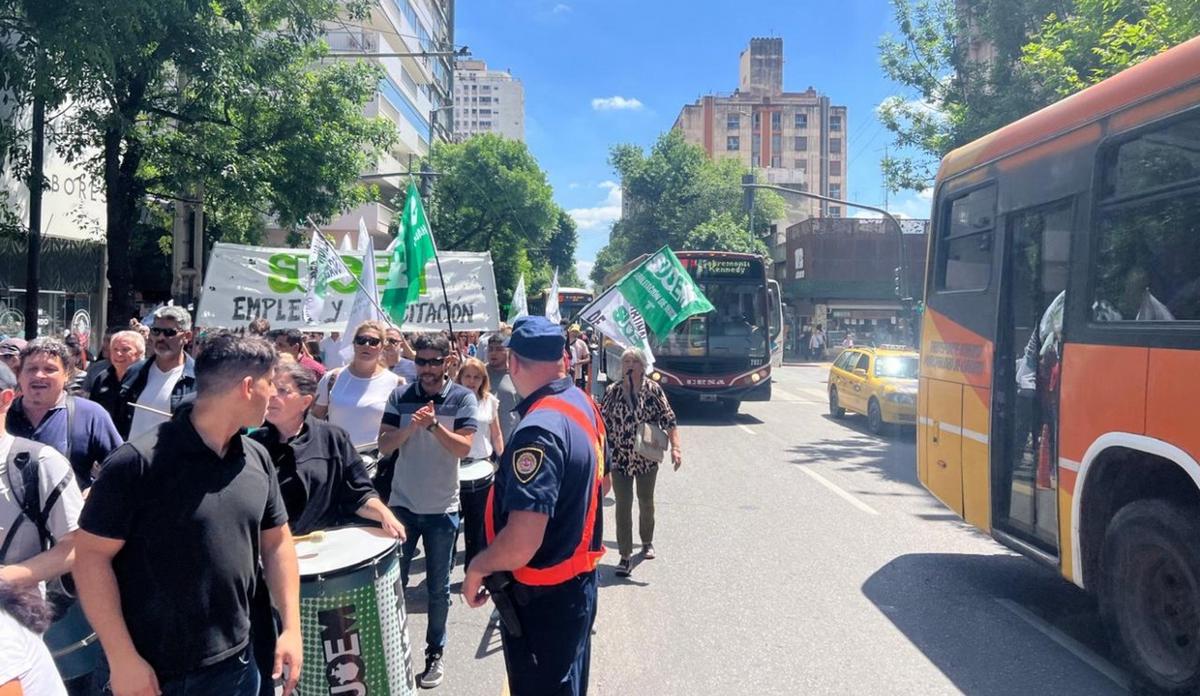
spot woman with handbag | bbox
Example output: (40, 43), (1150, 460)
(600, 347), (682, 578)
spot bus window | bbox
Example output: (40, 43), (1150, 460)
(936, 185), (996, 292)
(707, 283), (767, 358)
(1092, 113), (1200, 322)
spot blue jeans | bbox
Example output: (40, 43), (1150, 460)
(92, 645), (258, 696)
(393, 506), (459, 656)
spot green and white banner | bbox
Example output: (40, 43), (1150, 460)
(615, 246), (714, 337)
(580, 284), (656, 368)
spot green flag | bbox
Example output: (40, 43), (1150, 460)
(383, 180), (437, 325)
(616, 246), (715, 337)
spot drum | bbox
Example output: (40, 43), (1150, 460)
(459, 458), (495, 493)
(44, 600), (100, 681)
(295, 526), (415, 696)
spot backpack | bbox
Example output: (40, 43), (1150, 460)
(1, 437), (72, 560)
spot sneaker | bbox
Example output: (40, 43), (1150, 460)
(642, 544), (656, 560)
(419, 654), (445, 688)
(615, 557), (632, 577)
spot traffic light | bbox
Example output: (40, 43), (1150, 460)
(893, 266), (902, 298)
(742, 173), (756, 214)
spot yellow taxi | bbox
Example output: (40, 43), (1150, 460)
(828, 345), (919, 433)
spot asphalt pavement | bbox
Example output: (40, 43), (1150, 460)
(399, 364), (1131, 695)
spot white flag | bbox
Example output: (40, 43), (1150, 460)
(357, 217), (371, 254)
(339, 233), (354, 252)
(303, 229), (354, 324)
(545, 268), (561, 325)
(579, 284), (655, 369)
(338, 236), (385, 361)
(508, 274), (529, 323)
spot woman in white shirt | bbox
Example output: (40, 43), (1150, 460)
(453, 358), (504, 569)
(312, 320), (402, 450)
(0, 581), (67, 696)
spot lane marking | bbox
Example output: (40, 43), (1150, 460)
(995, 599), (1130, 692)
(797, 466), (880, 515)
(737, 423), (757, 435)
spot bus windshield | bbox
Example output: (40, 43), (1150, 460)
(874, 355), (918, 379)
(651, 280), (768, 359)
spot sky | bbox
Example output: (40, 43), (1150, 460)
(455, 0), (936, 283)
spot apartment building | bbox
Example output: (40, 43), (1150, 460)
(453, 59), (525, 142)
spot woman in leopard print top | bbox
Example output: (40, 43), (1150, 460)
(600, 348), (681, 577)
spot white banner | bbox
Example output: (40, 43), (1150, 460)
(197, 242), (500, 332)
(579, 285), (655, 369)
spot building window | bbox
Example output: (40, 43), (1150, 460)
(727, 113), (740, 129)
(830, 115), (842, 131)
(829, 206), (842, 217)
(771, 111), (782, 130)
(752, 134), (761, 157)
(727, 136), (740, 151)
(794, 159), (807, 172)
(753, 112), (762, 130)
(794, 136), (808, 151)
(830, 137), (842, 152)
(830, 161), (842, 176)
(795, 113), (808, 129)
(771, 133), (781, 155)
(830, 184), (841, 199)
(771, 155), (782, 168)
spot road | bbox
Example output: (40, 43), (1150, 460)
(398, 364), (1130, 695)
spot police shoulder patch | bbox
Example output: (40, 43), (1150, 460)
(512, 447), (544, 484)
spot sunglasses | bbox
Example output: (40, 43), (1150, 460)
(385, 338), (402, 346)
(354, 336), (382, 347)
(414, 357), (446, 367)
(149, 327), (179, 338)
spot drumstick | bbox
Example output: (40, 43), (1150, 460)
(130, 402), (171, 417)
(292, 531), (326, 544)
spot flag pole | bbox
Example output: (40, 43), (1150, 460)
(430, 245), (456, 341)
(305, 216), (393, 325)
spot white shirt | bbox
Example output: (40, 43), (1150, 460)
(466, 393), (499, 461)
(129, 362), (184, 440)
(0, 610), (68, 695)
(0, 434), (83, 568)
(320, 337), (347, 369)
(315, 368), (401, 449)
(569, 338), (589, 380)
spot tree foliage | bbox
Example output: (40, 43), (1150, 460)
(878, 0), (1198, 192)
(590, 130), (781, 286)
(420, 133), (573, 304)
(1, 0), (397, 321)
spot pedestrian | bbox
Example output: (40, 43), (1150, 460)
(74, 334), (303, 696)
(383, 327), (417, 385)
(600, 347), (681, 577)
(115, 306), (197, 440)
(62, 335), (89, 396)
(463, 316), (607, 696)
(8, 339), (123, 490)
(82, 330), (144, 425)
(809, 324), (826, 361)
(0, 580), (69, 695)
(247, 317), (271, 337)
(484, 331), (521, 443)
(82, 327), (119, 391)
(312, 320), (401, 450)
(248, 360), (404, 694)
(568, 324), (591, 390)
(377, 333), (478, 689)
(318, 331), (346, 369)
(270, 328), (327, 378)
(0, 338), (25, 374)
(454, 358), (503, 570)
(0, 361), (83, 590)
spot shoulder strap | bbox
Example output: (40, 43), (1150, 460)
(64, 394), (76, 463)
(1, 440), (70, 559)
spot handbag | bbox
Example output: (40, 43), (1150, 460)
(633, 421), (669, 463)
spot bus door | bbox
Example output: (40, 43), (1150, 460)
(768, 280), (784, 368)
(993, 201), (1073, 551)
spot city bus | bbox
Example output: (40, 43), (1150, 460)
(602, 250), (772, 413)
(768, 279), (785, 367)
(916, 36), (1200, 693)
(528, 286), (594, 324)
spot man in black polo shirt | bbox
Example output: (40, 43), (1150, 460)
(74, 335), (302, 696)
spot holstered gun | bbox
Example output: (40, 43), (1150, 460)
(483, 572), (523, 637)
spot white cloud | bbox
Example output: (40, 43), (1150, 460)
(552, 3), (572, 13)
(568, 181), (622, 233)
(591, 96), (644, 111)
(575, 260), (595, 287)
(850, 188), (933, 220)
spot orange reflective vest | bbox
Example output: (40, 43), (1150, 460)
(484, 393), (606, 586)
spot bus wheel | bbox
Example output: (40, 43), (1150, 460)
(829, 388), (845, 419)
(867, 398), (885, 434)
(1101, 499), (1200, 694)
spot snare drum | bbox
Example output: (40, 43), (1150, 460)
(458, 458), (495, 493)
(296, 526), (416, 696)
(44, 600), (100, 681)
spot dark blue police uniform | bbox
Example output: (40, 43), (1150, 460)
(488, 318), (605, 696)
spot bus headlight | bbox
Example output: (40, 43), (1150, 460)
(750, 373), (761, 383)
(651, 371), (661, 382)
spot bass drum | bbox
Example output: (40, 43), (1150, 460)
(44, 599), (100, 682)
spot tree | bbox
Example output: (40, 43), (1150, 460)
(4, 0), (396, 321)
(420, 133), (569, 303)
(547, 210), (582, 287)
(878, 0), (1200, 192)
(589, 130), (782, 285)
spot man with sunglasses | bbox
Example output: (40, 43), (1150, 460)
(377, 333), (477, 689)
(114, 307), (197, 440)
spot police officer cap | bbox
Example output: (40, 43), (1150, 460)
(505, 316), (566, 362)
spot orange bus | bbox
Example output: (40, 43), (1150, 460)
(917, 36), (1200, 693)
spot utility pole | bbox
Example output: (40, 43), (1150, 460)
(24, 55), (45, 340)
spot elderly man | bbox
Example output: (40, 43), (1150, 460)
(116, 306), (197, 440)
(83, 330), (145, 423)
(75, 334), (302, 696)
(8, 339), (122, 490)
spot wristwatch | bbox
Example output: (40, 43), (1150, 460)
(426, 422), (438, 432)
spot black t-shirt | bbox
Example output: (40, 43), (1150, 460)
(79, 407), (288, 676)
(249, 415), (377, 536)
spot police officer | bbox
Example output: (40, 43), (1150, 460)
(463, 316), (608, 696)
